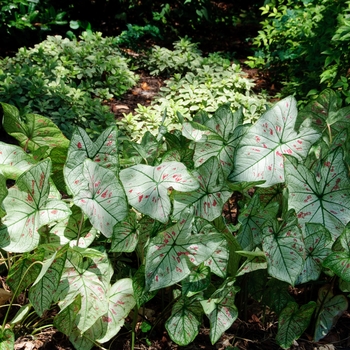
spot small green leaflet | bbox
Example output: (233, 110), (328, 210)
(182, 265), (211, 297)
(165, 296), (203, 346)
(276, 301), (316, 349)
(173, 157), (231, 222)
(314, 285), (348, 341)
(0, 159), (71, 252)
(262, 210), (305, 286)
(200, 279), (239, 344)
(0, 328), (14, 350)
(0, 174), (7, 218)
(285, 148), (350, 239)
(73, 159), (128, 238)
(323, 228), (350, 282)
(230, 96), (320, 187)
(297, 224), (332, 284)
(64, 126), (119, 195)
(145, 215), (225, 291)
(120, 161), (199, 223)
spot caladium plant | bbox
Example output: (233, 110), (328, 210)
(1, 90), (350, 350)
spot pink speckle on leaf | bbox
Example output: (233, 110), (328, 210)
(77, 142), (82, 149)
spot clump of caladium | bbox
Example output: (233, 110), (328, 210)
(0, 88), (350, 350)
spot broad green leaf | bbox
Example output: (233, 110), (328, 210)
(54, 248), (112, 333)
(1, 102), (69, 152)
(0, 159), (71, 252)
(69, 330), (94, 350)
(262, 210), (305, 286)
(200, 279), (239, 344)
(0, 328), (14, 350)
(29, 245), (68, 316)
(173, 157), (231, 222)
(120, 161), (199, 223)
(230, 96), (320, 187)
(7, 250), (45, 296)
(297, 224), (332, 284)
(50, 146), (68, 193)
(314, 285), (348, 341)
(73, 159), (128, 237)
(110, 211), (139, 253)
(165, 296), (203, 346)
(49, 205), (97, 248)
(262, 279), (294, 315)
(182, 265), (211, 296)
(87, 278), (136, 344)
(54, 294), (81, 337)
(276, 301), (316, 349)
(323, 228), (350, 281)
(145, 215), (224, 291)
(236, 194), (278, 251)
(285, 148), (350, 239)
(64, 126), (119, 195)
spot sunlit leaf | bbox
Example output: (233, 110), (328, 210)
(73, 159), (128, 237)
(276, 301), (316, 349)
(262, 210), (305, 286)
(165, 296), (203, 346)
(0, 159), (71, 252)
(285, 148), (350, 239)
(120, 161), (199, 223)
(230, 96), (320, 187)
(173, 157), (231, 221)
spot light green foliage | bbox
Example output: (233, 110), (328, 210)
(119, 38), (267, 140)
(1, 91), (350, 348)
(0, 32), (138, 138)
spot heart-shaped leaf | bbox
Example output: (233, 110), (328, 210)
(314, 285), (348, 341)
(262, 210), (305, 286)
(73, 159), (128, 237)
(173, 157), (231, 222)
(54, 248), (113, 333)
(200, 279), (239, 344)
(323, 228), (350, 282)
(145, 215), (224, 291)
(276, 301), (316, 349)
(297, 224), (332, 284)
(120, 161), (199, 223)
(230, 96), (320, 187)
(285, 148), (350, 239)
(1, 103), (69, 152)
(110, 211), (139, 253)
(0, 159), (71, 252)
(165, 296), (203, 346)
(64, 126), (119, 195)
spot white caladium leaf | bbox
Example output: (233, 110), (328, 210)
(285, 148), (350, 239)
(262, 210), (305, 286)
(276, 301), (316, 349)
(64, 126), (119, 195)
(145, 215), (224, 291)
(49, 205), (97, 248)
(314, 285), (348, 341)
(54, 248), (113, 333)
(120, 161), (199, 223)
(200, 279), (239, 344)
(73, 159), (128, 237)
(165, 296), (203, 346)
(297, 224), (332, 285)
(110, 211), (139, 253)
(173, 157), (231, 222)
(0, 159), (71, 252)
(230, 96), (320, 187)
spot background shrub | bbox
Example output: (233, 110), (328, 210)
(0, 31), (138, 138)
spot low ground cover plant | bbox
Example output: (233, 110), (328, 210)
(0, 31), (138, 138)
(1, 88), (350, 349)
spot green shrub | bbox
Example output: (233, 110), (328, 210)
(247, 0), (348, 101)
(0, 31), (138, 138)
